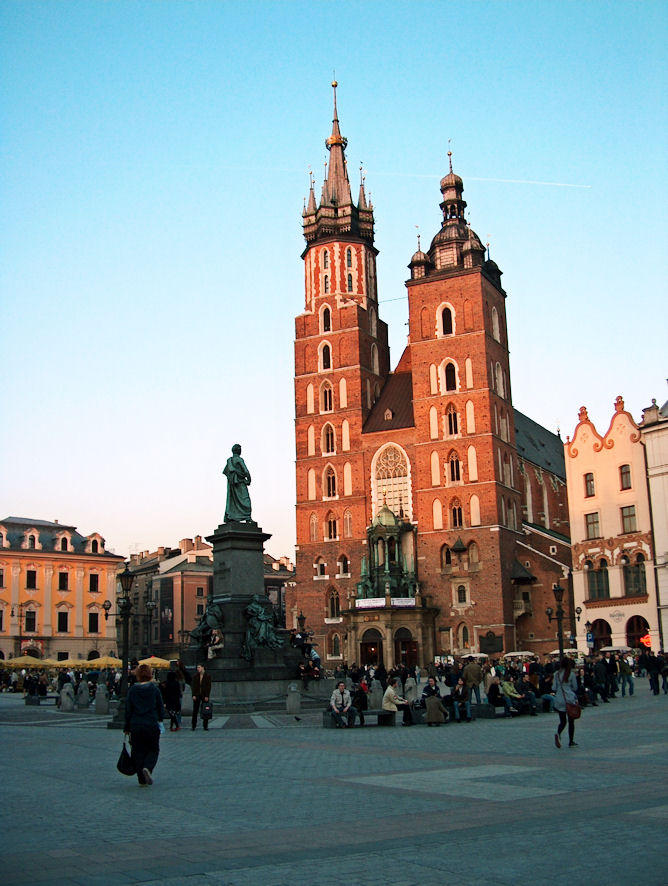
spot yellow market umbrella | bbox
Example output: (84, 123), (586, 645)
(38, 659), (60, 668)
(54, 658), (88, 669)
(5, 655), (48, 668)
(138, 655), (172, 670)
(85, 655), (122, 669)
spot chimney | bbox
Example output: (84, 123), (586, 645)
(194, 535), (202, 548)
(180, 538), (193, 553)
(158, 546), (165, 557)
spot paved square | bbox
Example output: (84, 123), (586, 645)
(0, 688), (666, 885)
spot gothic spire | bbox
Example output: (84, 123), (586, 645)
(323, 80), (352, 207)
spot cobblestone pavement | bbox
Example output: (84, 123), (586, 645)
(1, 688), (666, 885)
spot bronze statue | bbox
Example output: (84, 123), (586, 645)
(223, 444), (253, 523)
(190, 602), (225, 656)
(240, 595), (284, 660)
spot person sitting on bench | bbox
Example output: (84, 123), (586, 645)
(329, 681), (357, 728)
(382, 677), (413, 726)
(487, 675), (513, 717)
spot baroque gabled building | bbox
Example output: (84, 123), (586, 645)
(287, 85), (572, 667)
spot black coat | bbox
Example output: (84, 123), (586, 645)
(124, 681), (165, 732)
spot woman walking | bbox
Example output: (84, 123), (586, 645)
(553, 656), (579, 748)
(124, 663), (165, 786)
(163, 670), (182, 731)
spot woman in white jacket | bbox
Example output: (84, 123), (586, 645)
(553, 657), (579, 748)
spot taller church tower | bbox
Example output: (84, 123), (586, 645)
(292, 84), (390, 635)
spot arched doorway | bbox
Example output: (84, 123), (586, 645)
(591, 619), (612, 651)
(87, 650), (100, 661)
(626, 615), (650, 649)
(394, 627), (418, 668)
(360, 628), (383, 666)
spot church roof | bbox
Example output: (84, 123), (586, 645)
(513, 409), (565, 480)
(363, 372), (414, 433)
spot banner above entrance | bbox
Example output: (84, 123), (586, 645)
(355, 597), (416, 609)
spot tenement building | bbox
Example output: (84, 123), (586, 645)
(287, 85), (573, 669)
(0, 516), (124, 661)
(565, 397), (664, 651)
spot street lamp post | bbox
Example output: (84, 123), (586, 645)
(546, 582), (566, 659)
(104, 564), (135, 730)
(10, 602), (26, 657)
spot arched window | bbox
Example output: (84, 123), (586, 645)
(432, 499), (443, 530)
(307, 424), (315, 456)
(449, 452), (461, 483)
(372, 443), (412, 520)
(347, 273), (353, 292)
(429, 406), (439, 440)
(445, 362), (457, 391)
(495, 363), (504, 398)
(343, 509), (352, 538)
(503, 453), (512, 487)
(461, 625), (469, 647)
(91, 540), (99, 554)
(429, 364), (438, 394)
(324, 466), (337, 499)
(446, 404), (458, 436)
(470, 494), (481, 526)
(467, 446), (478, 482)
(332, 634), (341, 655)
(466, 400), (475, 433)
(524, 472), (533, 523)
(309, 513), (318, 542)
(451, 500), (463, 529)
(430, 450), (440, 486)
(321, 343), (331, 371)
(324, 274), (329, 294)
(60, 538), (68, 552)
(441, 545), (452, 569)
(620, 463), (632, 490)
(346, 247), (352, 268)
(323, 249), (329, 269)
(491, 305), (500, 342)
(326, 511), (338, 539)
(343, 462), (352, 495)
(322, 423), (335, 455)
(339, 555), (350, 576)
(339, 378), (347, 408)
(465, 357), (473, 389)
(306, 383), (315, 414)
(328, 590), (340, 618)
(591, 618), (612, 651)
(314, 557), (327, 578)
(457, 585), (467, 604)
(508, 500), (517, 530)
(321, 381), (333, 412)
(442, 306), (453, 335)
(369, 307), (377, 337)
(626, 615), (649, 648)
(622, 553), (646, 596)
(322, 306), (331, 333)
(371, 343), (379, 375)
(307, 468), (316, 500)
(468, 542), (479, 564)
(342, 419), (350, 451)
(28, 535), (36, 549)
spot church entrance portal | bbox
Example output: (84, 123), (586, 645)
(394, 627), (417, 668)
(360, 629), (383, 666)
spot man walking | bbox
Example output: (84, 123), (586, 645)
(191, 663), (212, 731)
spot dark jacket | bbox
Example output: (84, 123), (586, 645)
(487, 683), (504, 706)
(425, 695), (447, 724)
(124, 681), (165, 732)
(421, 683), (441, 700)
(192, 671), (212, 699)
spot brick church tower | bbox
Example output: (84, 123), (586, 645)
(288, 87), (572, 667)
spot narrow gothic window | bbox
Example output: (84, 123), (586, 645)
(60, 538), (68, 551)
(468, 542), (479, 563)
(343, 509), (352, 538)
(91, 540), (99, 554)
(461, 625), (469, 646)
(28, 535), (36, 549)
(441, 545), (452, 569)
(457, 585), (467, 604)
(321, 383), (333, 412)
(347, 273), (353, 292)
(309, 513), (318, 542)
(323, 250), (329, 269)
(326, 513), (338, 539)
(374, 444), (412, 520)
(324, 275), (329, 293)
(321, 344), (331, 370)
(449, 453), (461, 482)
(445, 362), (456, 391)
(323, 424), (335, 454)
(329, 590), (340, 618)
(451, 502), (463, 528)
(322, 307), (331, 332)
(346, 247), (352, 268)
(325, 467), (337, 498)
(442, 307), (453, 335)
(332, 634), (341, 655)
(339, 555), (350, 575)
(447, 404), (458, 436)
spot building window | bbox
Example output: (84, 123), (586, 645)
(373, 444), (412, 520)
(449, 452), (461, 482)
(315, 558), (326, 578)
(321, 344), (331, 371)
(325, 466), (337, 498)
(338, 555), (350, 576)
(621, 506), (637, 534)
(346, 247), (352, 268)
(324, 274), (329, 293)
(323, 249), (329, 269)
(442, 307), (453, 335)
(343, 509), (352, 538)
(584, 473), (595, 498)
(196, 587), (204, 597)
(620, 464), (631, 490)
(329, 591), (340, 618)
(309, 513), (318, 542)
(622, 554), (646, 596)
(91, 540), (99, 554)
(440, 545), (452, 569)
(60, 538), (68, 552)
(0, 609), (3, 631)
(457, 585), (467, 604)
(89, 573), (99, 593)
(445, 362), (456, 391)
(446, 404), (458, 436)
(326, 513), (338, 540)
(332, 634), (341, 656)
(0, 568), (4, 588)
(321, 382), (333, 412)
(25, 610), (36, 632)
(586, 558), (610, 600)
(196, 603), (204, 616)
(57, 610), (69, 633)
(347, 273), (353, 292)
(28, 535), (36, 549)
(323, 423), (335, 455)
(88, 612), (99, 633)
(26, 570), (37, 590)
(585, 512), (600, 540)
(461, 625), (469, 647)
(491, 306), (500, 342)
(322, 306), (331, 332)
(451, 502), (463, 529)
(468, 542), (479, 564)
(58, 572), (69, 591)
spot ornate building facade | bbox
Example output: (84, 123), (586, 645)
(288, 85), (573, 667)
(0, 516), (124, 661)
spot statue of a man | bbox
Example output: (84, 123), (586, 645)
(223, 444), (253, 522)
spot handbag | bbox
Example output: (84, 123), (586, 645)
(560, 679), (582, 720)
(200, 701), (213, 721)
(117, 739), (136, 776)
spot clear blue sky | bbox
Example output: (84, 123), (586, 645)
(1, 1), (666, 559)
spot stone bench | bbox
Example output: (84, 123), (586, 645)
(322, 708), (396, 728)
(25, 694), (59, 706)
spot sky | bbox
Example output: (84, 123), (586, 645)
(1, 0), (666, 560)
